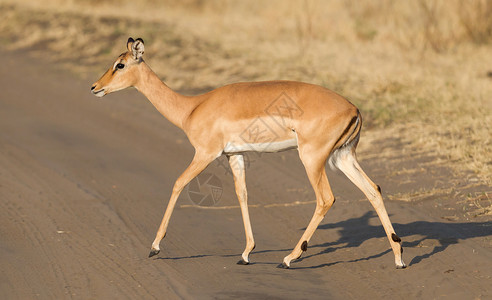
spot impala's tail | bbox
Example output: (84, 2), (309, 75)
(328, 109), (362, 170)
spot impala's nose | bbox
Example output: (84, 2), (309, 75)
(91, 85), (96, 91)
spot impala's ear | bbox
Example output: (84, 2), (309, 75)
(131, 38), (145, 60)
(127, 37), (135, 52)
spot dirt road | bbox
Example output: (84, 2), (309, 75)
(1, 51), (491, 299)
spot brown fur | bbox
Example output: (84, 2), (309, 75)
(92, 38), (406, 269)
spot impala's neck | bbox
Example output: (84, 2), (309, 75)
(134, 62), (195, 129)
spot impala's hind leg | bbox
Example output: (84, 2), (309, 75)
(228, 154), (255, 265)
(280, 146), (335, 268)
(333, 147), (406, 269)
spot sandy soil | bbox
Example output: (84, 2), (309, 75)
(1, 50), (491, 299)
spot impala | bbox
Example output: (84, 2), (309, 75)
(91, 37), (406, 269)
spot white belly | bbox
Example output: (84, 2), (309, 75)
(223, 138), (298, 154)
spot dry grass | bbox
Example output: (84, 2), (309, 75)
(0, 0), (491, 186)
(465, 191), (492, 216)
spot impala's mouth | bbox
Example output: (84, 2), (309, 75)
(91, 88), (106, 97)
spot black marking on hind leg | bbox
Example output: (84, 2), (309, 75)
(377, 185), (382, 194)
(301, 241), (308, 252)
(391, 233), (401, 243)
(401, 246), (404, 254)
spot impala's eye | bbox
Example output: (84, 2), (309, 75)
(116, 63), (125, 69)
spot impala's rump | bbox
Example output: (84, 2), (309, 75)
(328, 110), (362, 170)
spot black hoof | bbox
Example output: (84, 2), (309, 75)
(396, 264), (407, 269)
(148, 249), (160, 258)
(237, 259), (249, 265)
(276, 262), (289, 269)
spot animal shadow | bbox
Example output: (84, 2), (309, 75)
(296, 211), (491, 268)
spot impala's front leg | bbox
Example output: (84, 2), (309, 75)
(149, 152), (217, 257)
(228, 155), (255, 265)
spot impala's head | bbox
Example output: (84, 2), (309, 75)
(91, 37), (145, 97)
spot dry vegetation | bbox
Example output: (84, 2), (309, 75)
(0, 0), (491, 188)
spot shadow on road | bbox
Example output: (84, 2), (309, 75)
(295, 211), (491, 269)
(153, 211), (491, 269)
